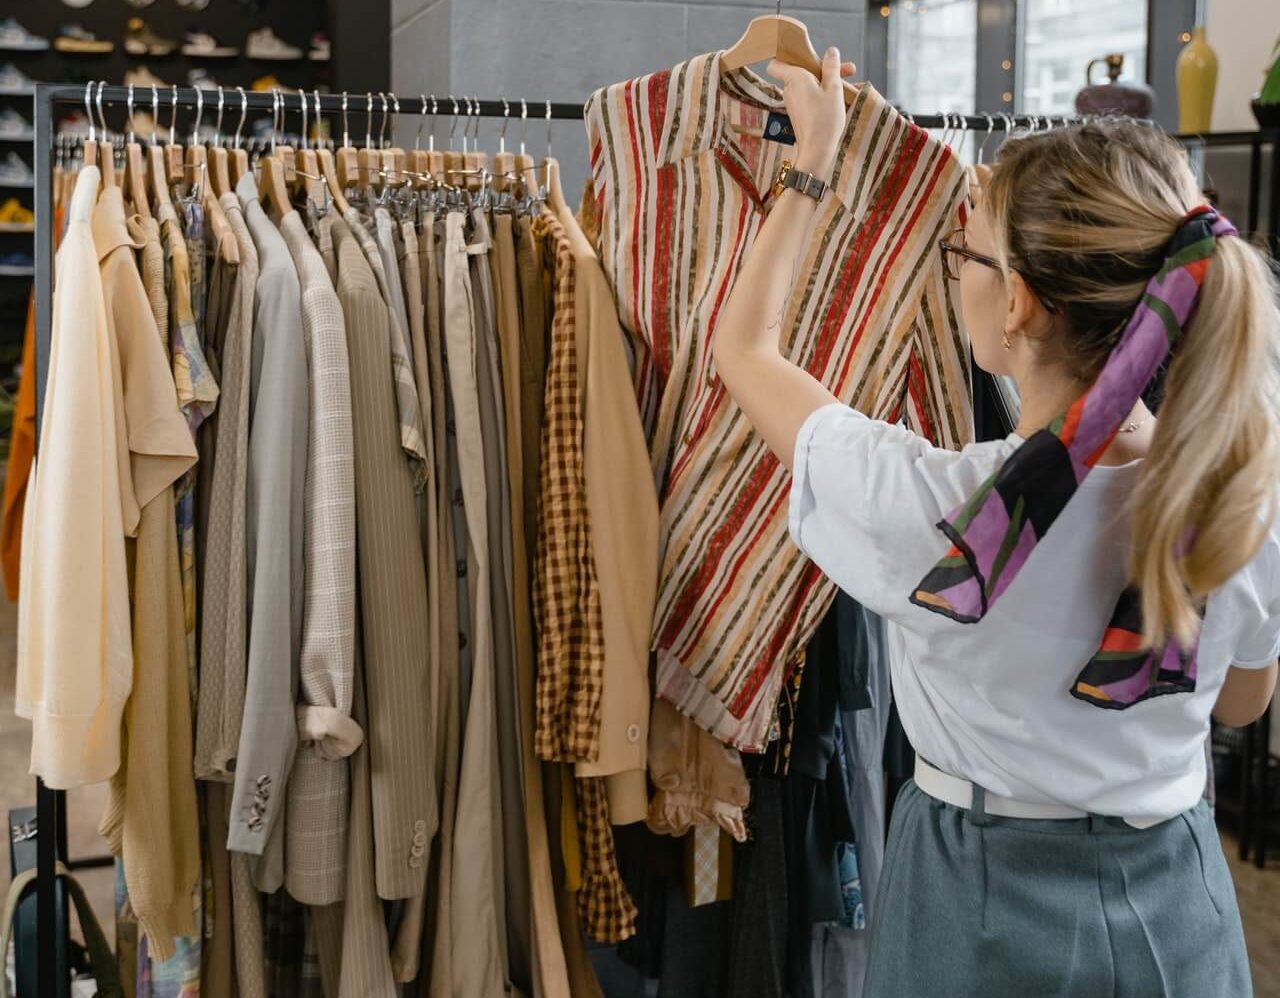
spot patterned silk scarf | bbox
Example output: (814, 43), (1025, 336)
(910, 206), (1237, 709)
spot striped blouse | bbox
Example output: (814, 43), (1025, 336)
(586, 53), (974, 751)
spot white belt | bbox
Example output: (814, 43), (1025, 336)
(913, 757), (1164, 829)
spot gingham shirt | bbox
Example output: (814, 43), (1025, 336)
(532, 207), (606, 762)
(586, 54), (974, 750)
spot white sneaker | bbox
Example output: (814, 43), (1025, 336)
(0, 63), (34, 95)
(0, 152), (35, 186)
(308, 32), (330, 62)
(187, 68), (221, 91)
(0, 19), (49, 52)
(182, 29), (238, 58)
(0, 108), (32, 140)
(245, 27), (302, 61)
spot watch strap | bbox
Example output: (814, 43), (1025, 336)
(774, 162), (828, 202)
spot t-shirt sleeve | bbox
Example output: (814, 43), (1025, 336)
(788, 402), (1009, 624)
(1229, 524), (1280, 669)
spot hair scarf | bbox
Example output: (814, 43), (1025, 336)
(910, 205), (1237, 709)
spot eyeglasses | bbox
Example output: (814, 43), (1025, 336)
(938, 227), (1058, 314)
(939, 227), (1001, 281)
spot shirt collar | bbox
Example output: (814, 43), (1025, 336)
(657, 51), (785, 167)
(91, 185), (146, 263)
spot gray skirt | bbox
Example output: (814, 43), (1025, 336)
(863, 781), (1252, 997)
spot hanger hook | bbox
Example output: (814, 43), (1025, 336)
(429, 95), (438, 153)
(365, 92), (374, 148)
(269, 89), (279, 154)
(150, 84), (160, 145)
(191, 86), (203, 146)
(416, 94), (426, 150)
(299, 88), (308, 151)
(341, 92), (350, 147)
(313, 89), (323, 148)
(499, 97), (510, 154)
(450, 97), (459, 148)
(96, 81), (109, 138)
(236, 86), (248, 149)
(545, 99), (552, 161)
(127, 84), (136, 144)
(391, 93), (401, 146)
(379, 92), (389, 148)
(168, 84), (178, 144)
(214, 86), (225, 144)
(520, 98), (528, 156)
(85, 81), (96, 143)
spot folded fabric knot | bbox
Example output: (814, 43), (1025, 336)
(910, 205), (1236, 709)
(295, 705), (364, 760)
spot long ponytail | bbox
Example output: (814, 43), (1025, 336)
(985, 120), (1280, 649)
(1131, 235), (1280, 647)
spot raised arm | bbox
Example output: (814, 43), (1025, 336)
(710, 47), (854, 471)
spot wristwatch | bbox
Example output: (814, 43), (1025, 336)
(772, 160), (828, 203)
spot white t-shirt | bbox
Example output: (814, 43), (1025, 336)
(788, 403), (1280, 822)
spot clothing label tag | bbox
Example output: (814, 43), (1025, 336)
(764, 111), (797, 146)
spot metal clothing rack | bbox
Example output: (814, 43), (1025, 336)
(24, 81), (1066, 996)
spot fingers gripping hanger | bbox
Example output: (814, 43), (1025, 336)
(720, 2), (858, 106)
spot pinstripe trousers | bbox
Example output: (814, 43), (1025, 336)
(441, 209), (507, 998)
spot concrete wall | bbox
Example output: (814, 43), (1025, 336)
(392, 0), (867, 197)
(1204, 0), (1280, 132)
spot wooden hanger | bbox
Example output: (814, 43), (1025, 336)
(148, 143), (173, 211)
(290, 90), (325, 208)
(229, 86), (250, 189)
(544, 156), (567, 215)
(721, 14), (857, 105)
(258, 151), (291, 220)
(122, 91), (152, 221)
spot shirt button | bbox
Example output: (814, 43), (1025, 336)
(413, 832), (427, 846)
(414, 819), (426, 832)
(409, 855), (422, 869)
(411, 843), (425, 857)
(626, 723), (641, 743)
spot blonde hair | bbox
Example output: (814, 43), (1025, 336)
(984, 120), (1280, 648)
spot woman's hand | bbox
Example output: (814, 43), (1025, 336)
(767, 47), (856, 183)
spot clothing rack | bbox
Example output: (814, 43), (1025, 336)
(24, 81), (1061, 997)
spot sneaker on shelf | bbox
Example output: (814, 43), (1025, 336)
(54, 24), (115, 54)
(0, 197), (34, 229)
(308, 32), (330, 62)
(0, 252), (35, 276)
(0, 63), (36, 95)
(182, 28), (238, 58)
(56, 110), (89, 137)
(0, 108), (33, 140)
(0, 19), (49, 52)
(123, 65), (167, 89)
(126, 111), (156, 141)
(187, 68), (221, 91)
(0, 152), (35, 187)
(245, 27), (302, 61)
(251, 74), (285, 93)
(124, 17), (176, 57)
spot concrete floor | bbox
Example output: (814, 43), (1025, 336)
(0, 593), (1277, 994)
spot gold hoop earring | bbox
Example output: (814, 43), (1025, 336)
(1002, 332), (1012, 350)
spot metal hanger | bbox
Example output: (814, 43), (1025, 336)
(81, 81), (100, 171)
(492, 97), (515, 193)
(314, 88), (349, 214)
(123, 84), (151, 216)
(230, 86), (249, 186)
(257, 89), (290, 218)
(208, 86), (231, 196)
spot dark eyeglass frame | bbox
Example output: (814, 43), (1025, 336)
(938, 228), (1058, 314)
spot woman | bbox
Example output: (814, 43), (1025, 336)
(713, 48), (1280, 996)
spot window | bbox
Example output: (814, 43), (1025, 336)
(1018, 0), (1147, 115)
(887, 0), (978, 159)
(887, 0), (977, 117)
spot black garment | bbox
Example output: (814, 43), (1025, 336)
(726, 778), (788, 998)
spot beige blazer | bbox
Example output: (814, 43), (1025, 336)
(331, 212), (437, 901)
(279, 211), (358, 907)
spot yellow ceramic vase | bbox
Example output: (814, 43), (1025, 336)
(1177, 26), (1218, 134)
